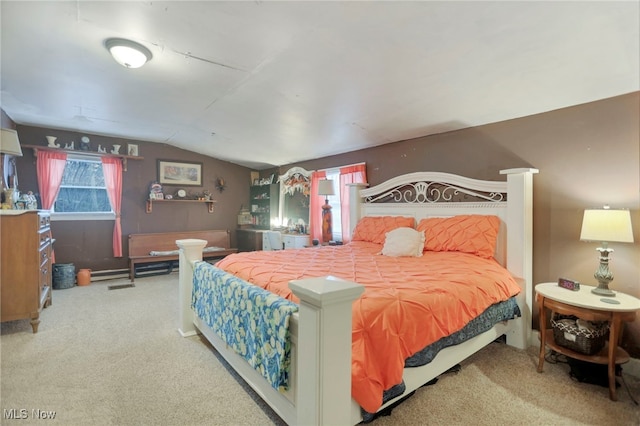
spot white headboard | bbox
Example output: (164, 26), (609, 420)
(355, 171), (510, 266)
(348, 168), (538, 327)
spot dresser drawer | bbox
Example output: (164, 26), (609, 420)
(40, 262), (51, 288)
(40, 244), (51, 268)
(283, 234), (310, 249)
(38, 213), (51, 229)
(39, 230), (52, 249)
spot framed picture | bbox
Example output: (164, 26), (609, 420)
(127, 144), (139, 156)
(157, 160), (202, 186)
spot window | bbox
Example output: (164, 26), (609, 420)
(52, 156), (114, 220)
(325, 169), (342, 240)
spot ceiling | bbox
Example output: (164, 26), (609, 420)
(1, 1), (638, 170)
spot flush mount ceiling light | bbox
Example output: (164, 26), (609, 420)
(104, 38), (152, 69)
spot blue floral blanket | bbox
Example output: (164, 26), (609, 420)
(192, 261), (299, 391)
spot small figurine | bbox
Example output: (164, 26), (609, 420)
(80, 136), (90, 151)
(28, 192), (38, 209)
(64, 141), (75, 150)
(97, 145), (107, 153)
(46, 136), (60, 148)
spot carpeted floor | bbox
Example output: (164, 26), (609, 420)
(1, 273), (639, 425)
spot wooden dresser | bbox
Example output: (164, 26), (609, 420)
(1, 210), (53, 333)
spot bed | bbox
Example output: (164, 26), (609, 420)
(177, 168), (538, 425)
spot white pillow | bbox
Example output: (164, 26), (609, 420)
(380, 227), (425, 257)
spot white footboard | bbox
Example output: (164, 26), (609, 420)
(177, 238), (206, 337)
(177, 239), (364, 425)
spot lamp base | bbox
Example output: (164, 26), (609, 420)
(591, 246), (616, 297)
(591, 285), (616, 297)
(321, 201), (332, 243)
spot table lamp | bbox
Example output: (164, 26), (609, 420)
(580, 206), (634, 297)
(317, 179), (335, 243)
(1, 128), (23, 208)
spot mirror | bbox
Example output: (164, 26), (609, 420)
(278, 167), (312, 233)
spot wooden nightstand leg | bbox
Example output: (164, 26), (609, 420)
(537, 294), (546, 373)
(608, 315), (621, 401)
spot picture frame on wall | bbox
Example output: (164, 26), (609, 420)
(157, 160), (203, 186)
(127, 144), (139, 156)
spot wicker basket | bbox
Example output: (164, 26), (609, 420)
(551, 314), (609, 355)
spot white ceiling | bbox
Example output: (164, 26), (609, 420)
(1, 1), (638, 170)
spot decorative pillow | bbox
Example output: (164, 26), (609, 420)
(416, 215), (501, 259)
(351, 216), (415, 245)
(380, 227), (425, 257)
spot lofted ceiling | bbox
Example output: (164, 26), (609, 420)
(1, 1), (638, 170)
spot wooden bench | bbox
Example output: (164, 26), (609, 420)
(128, 230), (237, 282)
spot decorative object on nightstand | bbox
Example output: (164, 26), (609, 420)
(580, 206), (634, 297)
(318, 179), (335, 243)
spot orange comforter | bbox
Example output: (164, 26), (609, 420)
(215, 241), (520, 413)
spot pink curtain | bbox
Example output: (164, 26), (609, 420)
(101, 157), (123, 257)
(339, 164), (367, 243)
(36, 150), (67, 210)
(309, 170), (327, 241)
(36, 150), (67, 263)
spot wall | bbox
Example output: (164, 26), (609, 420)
(13, 125), (254, 272)
(282, 92), (640, 356)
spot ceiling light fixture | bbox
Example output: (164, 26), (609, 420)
(104, 38), (152, 69)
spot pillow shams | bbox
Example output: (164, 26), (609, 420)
(380, 227), (425, 257)
(351, 216), (415, 245)
(416, 214), (500, 258)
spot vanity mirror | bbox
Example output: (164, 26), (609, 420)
(278, 167), (312, 232)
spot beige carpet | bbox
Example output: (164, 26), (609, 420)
(1, 273), (638, 426)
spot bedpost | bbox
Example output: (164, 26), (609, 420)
(176, 238), (207, 337)
(500, 168), (538, 348)
(289, 276), (364, 426)
(347, 183), (368, 240)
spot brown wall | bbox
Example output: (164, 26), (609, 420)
(282, 92), (640, 356)
(13, 126), (254, 272)
(6, 92), (640, 355)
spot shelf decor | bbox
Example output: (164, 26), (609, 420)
(157, 159), (202, 186)
(22, 144), (142, 171)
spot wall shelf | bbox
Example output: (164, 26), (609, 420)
(146, 198), (216, 213)
(22, 144), (143, 171)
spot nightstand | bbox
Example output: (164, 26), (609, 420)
(536, 282), (640, 401)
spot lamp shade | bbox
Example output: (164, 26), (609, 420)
(0, 128), (23, 156)
(580, 208), (634, 243)
(105, 38), (152, 69)
(317, 179), (335, 196)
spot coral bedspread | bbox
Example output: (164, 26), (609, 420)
(214, 241), (521, 413)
